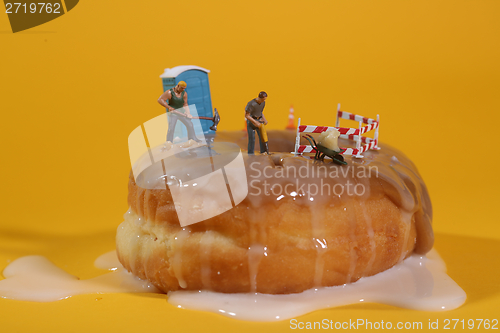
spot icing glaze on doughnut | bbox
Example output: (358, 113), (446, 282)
(168, 249), (465, 321)
(0, 250), (466, 320)
(0, 251), (158, 302)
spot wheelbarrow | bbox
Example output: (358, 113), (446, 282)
(303, 134), (347, 165)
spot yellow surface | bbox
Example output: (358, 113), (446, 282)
(1, 0), (499, 331)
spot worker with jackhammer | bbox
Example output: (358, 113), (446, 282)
(245, 91), (270, 155)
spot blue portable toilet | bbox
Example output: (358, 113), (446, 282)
(160, 66), (215, 139)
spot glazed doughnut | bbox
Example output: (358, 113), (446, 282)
(116, 131), (433, 294)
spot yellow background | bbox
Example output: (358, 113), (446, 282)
(1, 0), (499, 331)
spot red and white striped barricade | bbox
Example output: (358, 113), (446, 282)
(293, 104), (380, 158)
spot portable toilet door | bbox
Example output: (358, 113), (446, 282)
(160, 65), (215, 140)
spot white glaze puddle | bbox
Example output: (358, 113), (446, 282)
(0, 249), (465, 322)
(168, 249), (466, 321)
(0, 251), (158, 302)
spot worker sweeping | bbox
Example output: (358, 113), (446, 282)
(245, 91), (270, 155)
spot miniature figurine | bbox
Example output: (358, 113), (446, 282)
(158, 81), (201, 142)
(245, 91), (270, 154)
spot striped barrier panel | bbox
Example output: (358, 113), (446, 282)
(336, 110), (378, 125)
(296, 138), (378, 155)
(299, 123), (379, 137)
